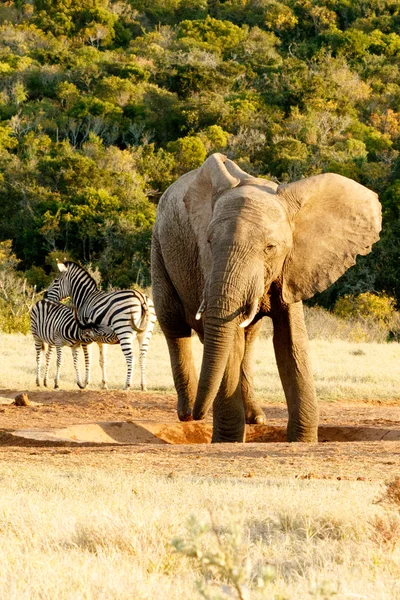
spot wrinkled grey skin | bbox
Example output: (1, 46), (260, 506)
(151, 154), (381, 443)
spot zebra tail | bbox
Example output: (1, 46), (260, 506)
(131, 295), (149, 333)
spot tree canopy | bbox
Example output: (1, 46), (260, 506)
(0, 0), (399, 302)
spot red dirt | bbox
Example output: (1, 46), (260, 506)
(1, 389), (399, 481)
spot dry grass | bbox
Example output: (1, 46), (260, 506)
(1, 320), (400, 599)
(1, 330), (399, 401)
(0, 464), (399, 599)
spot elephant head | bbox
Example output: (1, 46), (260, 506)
(184, 153), (381, 421)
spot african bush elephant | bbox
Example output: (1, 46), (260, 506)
(151, 154), (381, 443)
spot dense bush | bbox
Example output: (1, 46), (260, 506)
(260, 303), (400, 343)
(334, 292), (398, 328)
(0, 241), (40, 333)
(304, 305), (398, 344)
(0, 0), (400, 307)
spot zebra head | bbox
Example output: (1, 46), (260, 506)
(85, 325), (118, 344)
(45, 261), (71, 302)
(46, 260), (98, 304)
(72, 307), (118, 344)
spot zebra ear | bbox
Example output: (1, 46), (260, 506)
(57, 259), (67, 272)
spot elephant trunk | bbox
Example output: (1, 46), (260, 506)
(192, 259), (263, 422)
(192, 314), (237, 420)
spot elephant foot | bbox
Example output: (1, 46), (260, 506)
(245, 409), (266, 425)
(287, 429), (318, 443)
(141, 385), (147, 392)
(178, 409), (194, 422)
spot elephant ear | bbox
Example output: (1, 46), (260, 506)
(278, 173), (381, 303)
(184, 153), (250, 272)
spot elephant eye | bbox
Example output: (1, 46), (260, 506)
(265, 244), (276, 252)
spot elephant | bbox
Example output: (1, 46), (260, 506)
(151, 153), (381, 443)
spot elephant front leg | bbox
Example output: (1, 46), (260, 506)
(272, 301), (319, 442)
(166, 336), (198, 421)
(241, 320), (265, 425)
(212, 328), (246, 443)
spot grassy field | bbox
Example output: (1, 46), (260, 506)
(1, 330), (399, 401)
(1, 330), (400, 599)
(0, 463), (399, 600)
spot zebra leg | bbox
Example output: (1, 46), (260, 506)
(43, 345), (54, 387)
(82, 343), (92, 388)
(137, 331), (151, 391)
(34, 340), (45, 386)
(117, 333), (134, 390)
(54, 346), (63, 389)
(71, 345), (84, 389)
(98, 343), (108, 389)
(139, 348), (147, 391)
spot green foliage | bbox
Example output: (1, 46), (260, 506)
(333, 292), (400, 340)
(0, 241), (40, 334)
(167, 135), (207, 173)
(334, 292), (397, 326)
(0, 0), (399, 305)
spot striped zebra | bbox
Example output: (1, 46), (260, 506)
(45, 261), (157, 390)
(31, 298), (117, 389)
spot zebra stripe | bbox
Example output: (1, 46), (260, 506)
(31, 298), (117, 389)
(45, 262), (157, 390)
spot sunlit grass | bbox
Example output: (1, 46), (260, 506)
(0, 464), (399, 599)
(1, 331), (399, 402)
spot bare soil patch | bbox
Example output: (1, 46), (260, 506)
(0, 389), (399, 481)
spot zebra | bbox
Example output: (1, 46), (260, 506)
(31, 298), (117, 389)
(45, 261), (157, 390)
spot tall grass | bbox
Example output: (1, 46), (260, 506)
(1, 329), (399, 401)
(0, 464), (399, 599)
(258, 305), (399, 343)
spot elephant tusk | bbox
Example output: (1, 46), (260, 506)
(240, 298), (259, 328)
(195, 299), (206, 320)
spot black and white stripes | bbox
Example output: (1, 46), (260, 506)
(45, 261), (157, 390)
(30, 298), (116, 389)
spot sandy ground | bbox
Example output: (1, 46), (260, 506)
(0, 389), (399, 482)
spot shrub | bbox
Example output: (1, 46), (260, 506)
(334, 292), (400, 341)
(0, 240), (40, 334)
(334, 292), (397, 327)
(259, 303), (399, 343)
(0, 272), (39, 334)
(304, 305), (391, 343)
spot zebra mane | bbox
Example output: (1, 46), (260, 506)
(64, 262), (99, 289)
